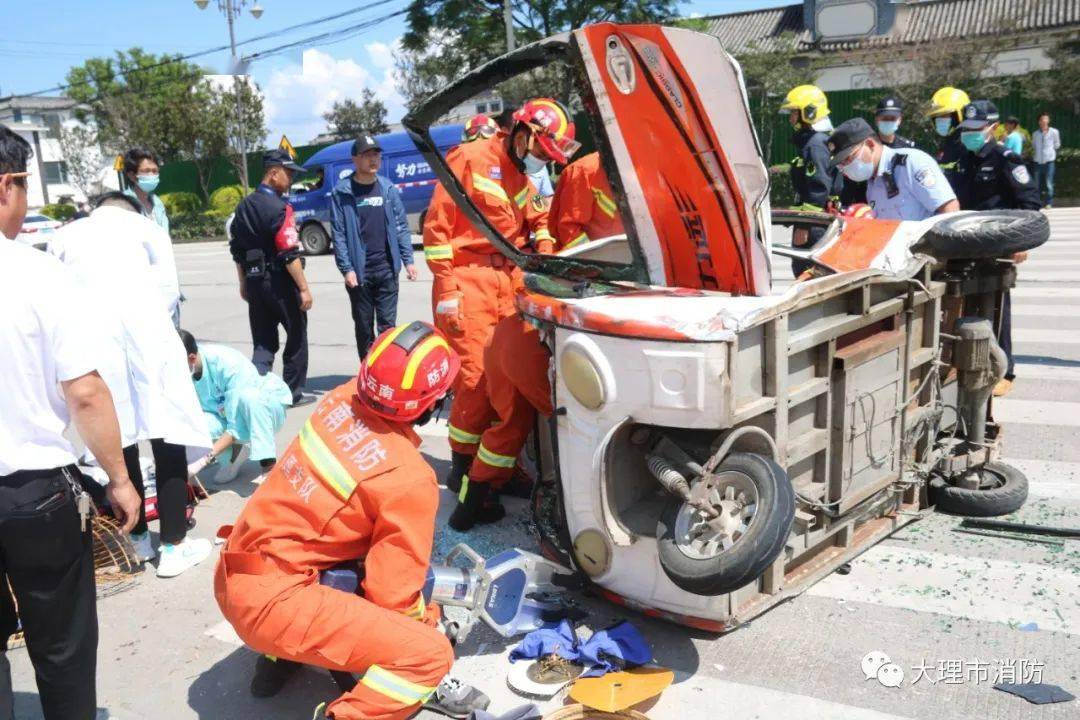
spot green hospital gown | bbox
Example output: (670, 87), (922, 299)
(193, 344), (292, 463)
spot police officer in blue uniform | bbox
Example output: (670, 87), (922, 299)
(839, 96), (921, 206)
(956, 100), (1042, 398)
(229, 149), (314, 405)
(828, 118), (959, 221)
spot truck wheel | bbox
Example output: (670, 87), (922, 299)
(300, 223), (330, 255)
(912, 210), (1049, 260)
(930, 461), (1028, 517)
(657, 452), (794, 596)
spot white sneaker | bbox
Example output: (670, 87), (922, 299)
(156, 537), (212, 578)
(213, 445), (250, 485)
(130, 532), (156, 562)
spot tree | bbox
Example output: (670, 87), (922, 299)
(735, 33), (822, 166)
(322, 89), (390, 140)
(66, 48), (266, 201)
(57, 121), (103, 198)
(1029, 37), (1080, 116)
(394, 34), (467, 112)
(402, 0), (679, 97)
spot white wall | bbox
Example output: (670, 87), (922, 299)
(812, 44), (1052, 92)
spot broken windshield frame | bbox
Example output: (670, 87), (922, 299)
(401, 33), (650, 285)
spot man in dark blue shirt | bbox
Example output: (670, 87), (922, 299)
(330, 135), (416, 357)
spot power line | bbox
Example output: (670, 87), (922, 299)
(1, 0), (403, 101)
(242, 8), (409, 62)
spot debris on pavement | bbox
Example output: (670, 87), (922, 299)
(568, 667), (674, 712)
(993, 682), (1076, 705)
(470, 703), (542, 720)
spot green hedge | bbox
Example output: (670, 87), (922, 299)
(171, 211), (228, 243)
(160, 191), (202, 216)
(209, 185), (244, 215)
(40, 203), (75, 221)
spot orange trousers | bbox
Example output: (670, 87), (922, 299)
(468, 317), (553, 485)
(215, 554), (453, 720)
(433, 262), (519, 455)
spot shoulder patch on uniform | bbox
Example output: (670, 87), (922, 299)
(489, 166), (502, 180)
(1012, 164), (1031, 185)
(914, 166), (936, 188)
(530, 194), (548, 212)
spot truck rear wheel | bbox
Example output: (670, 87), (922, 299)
(300, 223), (330, 255)
(657, 452), (794, 596)
(913, 210), (1049, 260)
(930, 461), (1028, 517)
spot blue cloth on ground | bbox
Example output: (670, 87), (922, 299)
(508, 620), (652, 677)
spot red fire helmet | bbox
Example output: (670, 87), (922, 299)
(463, 114), (498, 142)
(842, 203), (876, 219)
(512, 98), (581, 164)
(358, 321), (460, 422)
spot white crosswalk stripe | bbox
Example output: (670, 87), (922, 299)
(807, 546), (1080, 635)
(1013, 328), (1080, 344)
(1010, 303), (1080, 317)
(995, 398), (1080, 426)
(1012, 362), (1080, 381)
(1006, 458), (1080, 501)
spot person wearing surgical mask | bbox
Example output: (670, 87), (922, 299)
(925, 86), (970, 197)
(873, 96), (917, 150)
(122, 146), (169, 233)
(828, 117), (958, 222)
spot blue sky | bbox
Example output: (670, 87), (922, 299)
(3, 0), (794, 144)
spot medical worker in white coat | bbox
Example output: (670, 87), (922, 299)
(48, 193), (212, 579)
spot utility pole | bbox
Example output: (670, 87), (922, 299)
(504, 0), (516, 52)
(225, 0), (249, 193)
(196, 0), (263, 193)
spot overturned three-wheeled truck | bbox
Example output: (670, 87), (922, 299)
(405, 23), (1050, 632)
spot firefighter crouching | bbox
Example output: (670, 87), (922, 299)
(214, 321), (487, 720)
(422, 98), (581, 531)
(548, 151), (624, 251)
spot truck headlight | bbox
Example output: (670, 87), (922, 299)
(560, 334), (614, 410)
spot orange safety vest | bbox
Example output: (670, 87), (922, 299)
(215, 381), (438, 623)
(550, 152), (623, 251)
(423, 136), (551, 293)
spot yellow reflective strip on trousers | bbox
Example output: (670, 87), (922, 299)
(360, 665), (435, 705)
(400, 336), (450, 390)
(368, 324), (409, 366)
(458, 475), (469, 503)
(514, 187), (528, 208)
(593, 190), (617, 218)
(298, 422), (356, 500)
(565, 232), (589, 249)
(477, 444), (516, 468)
(471, 173), (509, 203)
(447, 424), (481, 445)
(424, 245), (454, 261)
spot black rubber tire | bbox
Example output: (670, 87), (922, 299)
(300, 223), (330, 255)
(912, 210), (1049, 260)
(657, 452), (795, 596)
(930, 461), (1029, 517)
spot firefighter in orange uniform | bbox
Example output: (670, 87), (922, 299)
(423, 98), (580, 530)
(549, 151), (624, 251)
(214, 321), (486, 720)
(452, 315), (553, 529)
(461, 114), (498, 143)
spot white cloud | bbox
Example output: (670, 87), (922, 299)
(261, 45), (405, 145)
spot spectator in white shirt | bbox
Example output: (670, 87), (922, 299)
(0, 125), (140, 719)
(1032, 112), (1062, 208)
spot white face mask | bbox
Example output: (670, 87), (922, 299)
(523, 152), (547, 174)
(840, 145), (875, 182)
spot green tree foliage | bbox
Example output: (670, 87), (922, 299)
(65, 49), (266, 199)
(1029, 37), (1080, 116)
(394, 34), (467, 112)
(322, 89), (390, 140)
(735, 34), (822, 166)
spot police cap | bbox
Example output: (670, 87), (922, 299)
(960, 100), (1000, 129)
(827, 117), (875, 168)
(263, 148), (303, 172)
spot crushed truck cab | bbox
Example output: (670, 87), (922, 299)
(404, 23), (1048, 631)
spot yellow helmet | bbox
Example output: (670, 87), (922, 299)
(926, 86), (971, 122)
(779, 84), (830, 125)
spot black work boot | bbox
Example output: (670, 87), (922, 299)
(250, 654), (301, 698)
(445, 451), (472, 494)
(448, 478), (505, 532)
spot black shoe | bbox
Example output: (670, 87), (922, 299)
(445, 452), (472, 495)
(448, 479), (505, 532)
(250, 654), (301, 698)
(292, 392), (317, 407)
(423, 677), (490, 719)
(499, 465), (534, 499)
